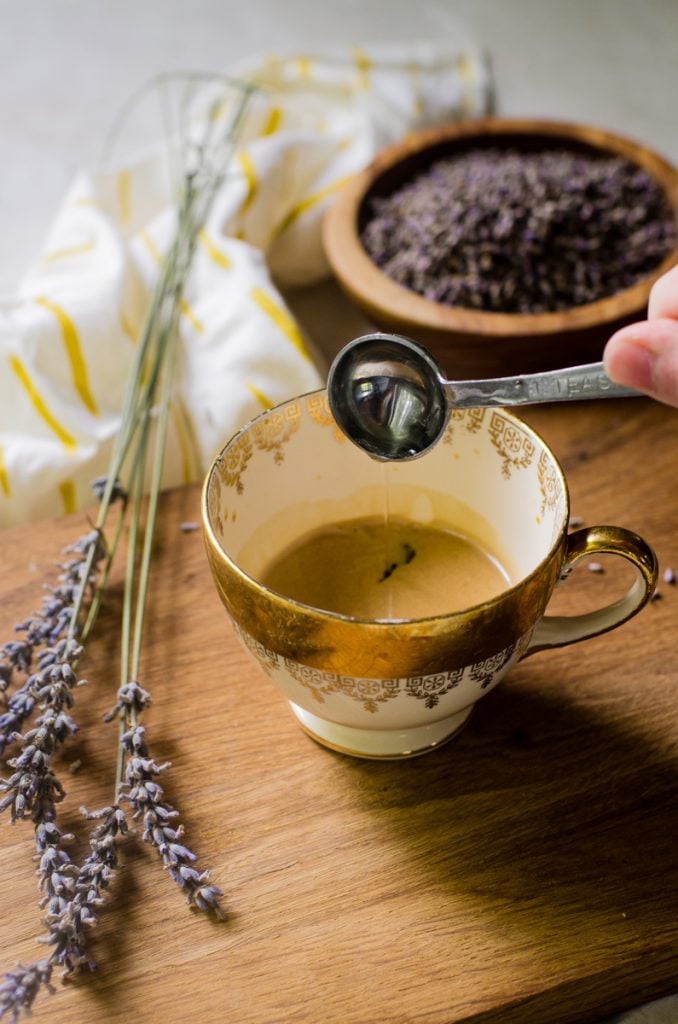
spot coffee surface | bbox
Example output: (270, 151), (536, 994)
(260, 516), (511, 620)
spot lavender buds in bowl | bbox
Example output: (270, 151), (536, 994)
(323, 118), (678, 379)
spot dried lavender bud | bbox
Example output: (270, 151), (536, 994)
(361, 147), (676, 314)
(119, 726), (224, 918)
(90, 476), (127, 505)
(569, 515), (584, 529)
(42, 806), (127, 974)
(0, 532), (94, 763)
(0, 644), (85, 822)
(663, 566), (675, 585)
(103, 680), (152, 723)
(587, 562), (604, 574)
(0, 805), (128, 1003)
(2, 528), (104, 694)
(0, 960), (55, 1022)
(0, 642), (33, 693)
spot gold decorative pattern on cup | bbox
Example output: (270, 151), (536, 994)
(217, 432), (253, 494)
(443, 407), (487, 446)
(252, 400), (302, 463)
(538, 447), (564, 519)
(489, 411), (536, 477)
(469, 643), (518, 689)
(405, 669), (464, 707)
(230, 616), (534, 712)
(305, 392), (347, 443)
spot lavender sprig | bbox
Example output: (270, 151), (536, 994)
(0, 75), (252, 1018)
(0, 640), (84, 822)
(119, 724), (224, 918)
(108, 684), (223, 915)
(0, 528), (105, 716)
(0, 807), (127, 1021)
(43, 806), (127, 973)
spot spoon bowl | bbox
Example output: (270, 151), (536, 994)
(327, 334), (449, 460)
(327, 333), (639, 461)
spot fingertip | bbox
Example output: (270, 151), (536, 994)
(603, 326), (653, 392)
(604, 319), (678, 406)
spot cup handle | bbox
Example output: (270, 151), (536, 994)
(524, 526), (658, 655)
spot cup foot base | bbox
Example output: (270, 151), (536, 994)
(289, 703), (473, 759)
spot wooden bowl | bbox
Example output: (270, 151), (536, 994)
(323, 117), (678, 379)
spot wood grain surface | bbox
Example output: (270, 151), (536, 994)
(0, 397), (676, 1024)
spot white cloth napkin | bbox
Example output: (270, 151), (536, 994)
(0, 43), (491, 527)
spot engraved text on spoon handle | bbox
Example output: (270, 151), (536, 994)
(449, 363), (639, 408)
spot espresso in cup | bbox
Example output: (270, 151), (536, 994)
(202, 391), (657, 759)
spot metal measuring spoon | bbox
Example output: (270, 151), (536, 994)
(327, 333), (639, 461)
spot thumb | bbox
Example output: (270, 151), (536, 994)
(603, 319), (678, 408)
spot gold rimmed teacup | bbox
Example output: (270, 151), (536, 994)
(202, 390), (657, 759)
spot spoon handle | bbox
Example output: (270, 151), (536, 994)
(446, 362), (639, 409)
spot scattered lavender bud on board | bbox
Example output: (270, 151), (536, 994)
(569, 515), (584, 528)
(587, 562), (604, 574)
(663, 566), (675, 585)
(361, 147), (676, 314)
(180, 522), (199, 533)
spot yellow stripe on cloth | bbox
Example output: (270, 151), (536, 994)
(246, 381), (274, 410)
(262, 106), (282, 136)
(40, 240), (95, 264)
(178, 300), (204, 334)
(118, 169), (132, 226)
(457, 53), (475, 83)
(274, 175), (353, 236)
(198, 229), (232, 270)
(249, 287), (311, 362)
(119, 312), (138, 344)
(352, 47), (372, 90)
(35, 296), (98, 415)
(58, 480), (76, 515)
(405, 62), (425, 118)
(141, 231), (163, 265)
(141, 233), (204, 332)
(9, 355), (77, 450)
(169, 395), (203, 483)
(0, 446), (10, 497)
(237, 150), (258, 214)
(294, 56), (313, 80)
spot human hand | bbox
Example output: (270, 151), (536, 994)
(603, 263), (678, 407)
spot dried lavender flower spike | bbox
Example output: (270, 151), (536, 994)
(118, 725), (225, 919)
(0, 959), (55, 1023)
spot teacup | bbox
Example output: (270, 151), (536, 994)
(202, 390), (657, 759)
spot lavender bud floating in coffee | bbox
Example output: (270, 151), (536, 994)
(360, 148), (676, 313)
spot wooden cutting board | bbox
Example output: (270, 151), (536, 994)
(0, 397), (676, 1024)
